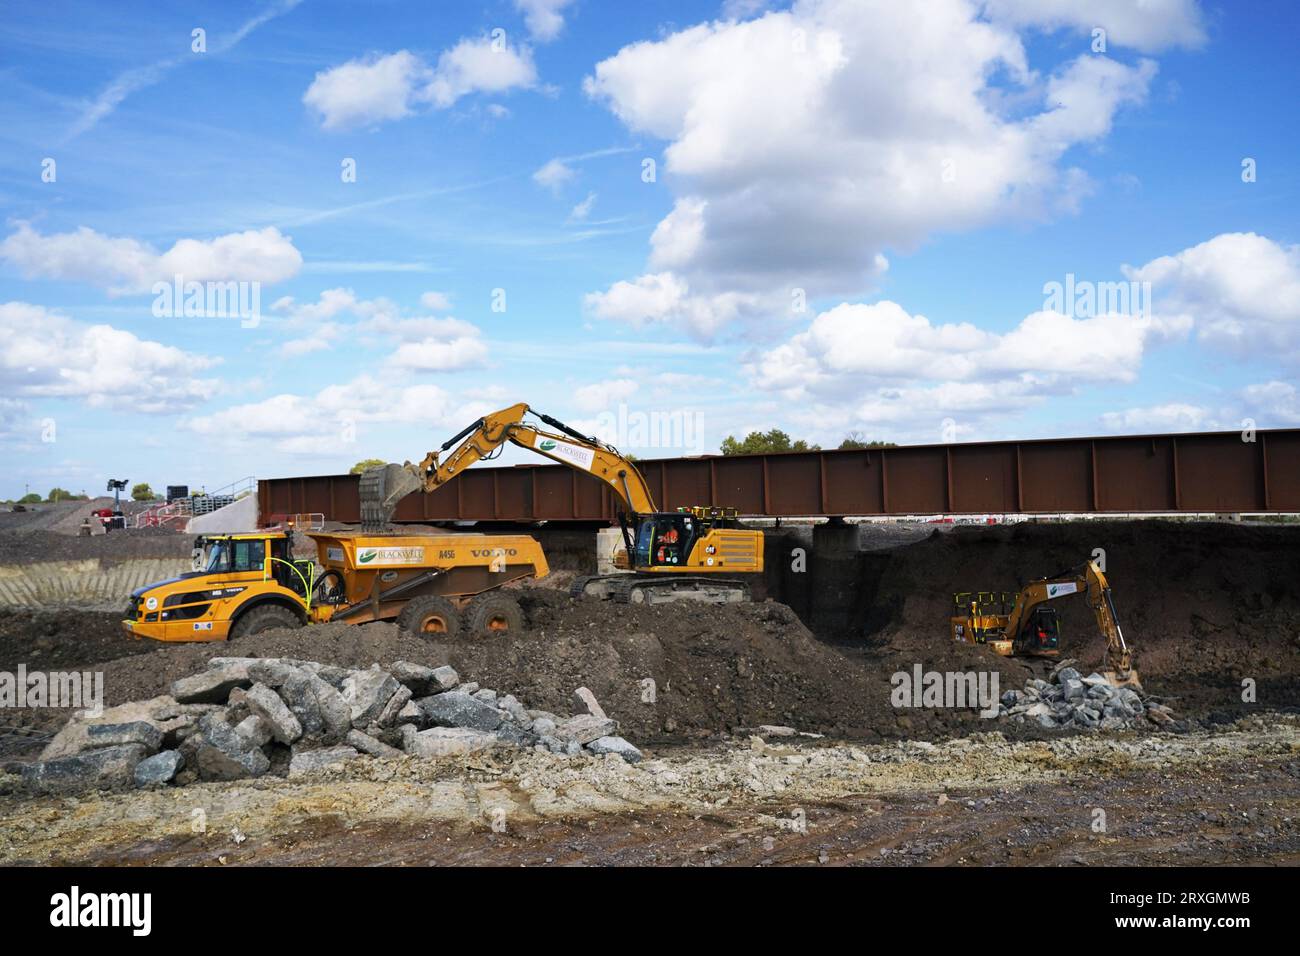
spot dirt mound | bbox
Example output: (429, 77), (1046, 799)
(0, 530), (191, 564)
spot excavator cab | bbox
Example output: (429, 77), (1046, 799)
(634, 513), (698, 568)
(1016, 606), (1061, 655)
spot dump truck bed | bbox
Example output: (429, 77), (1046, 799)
(306, 531), (548, 576)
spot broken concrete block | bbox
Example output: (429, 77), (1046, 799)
(22, 744), (147, 794)
(346, 729), (403, 759)
(459, 682), (480, 695)
(85, 721), (163, 753)
(169, 662), (253, 704)
(556, 714), (616, 745)
(572, 687), (607, 720)
(756, 725), (797, 737)
(375, 684), (413, 728)
(244, 682), (303, 744)
(1061, 678), (1085, 701)
(193, 714), (270, 781)
(529, 717), (557, 737)
(235, 715), (274, 748)
(134, 750), (184, 787)
(471, 688), (498, 703)
(288, 745), (359, 777)
(403, 726), (497, 758)
(586, 736), (644, 764)
(415, 691), (504, 732)
(341, 670), (401, 726)
(493, 723), (539, 749)
(498, 694), (530, 725)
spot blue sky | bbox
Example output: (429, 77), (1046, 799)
(1, 0), (1298, 500)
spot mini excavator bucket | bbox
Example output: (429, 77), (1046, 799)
(358, 463), (422, 531)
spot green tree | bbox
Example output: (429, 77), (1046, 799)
(47, 487), (73, 502)
(350, 458), (387, 474)
(18, 493), (41, 504)
(131, 482), (155, 501)
(838, 431), (897, 450)
(720, 429), (820, 455)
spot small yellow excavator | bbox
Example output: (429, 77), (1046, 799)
(950, 559), (1139, 688)
(359, 402), (763, 604)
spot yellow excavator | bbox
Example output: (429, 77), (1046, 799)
(950, 559), (1139, 688)
(359, 402), (763, 604)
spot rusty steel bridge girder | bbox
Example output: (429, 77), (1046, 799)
(258, 429), (1300, 525)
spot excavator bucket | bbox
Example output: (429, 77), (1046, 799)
(1103, 668), (1142, 691)
(358, 463), (422, 532)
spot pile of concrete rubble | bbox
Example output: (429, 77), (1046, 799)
(997, 659), (1175, 730)
(16, 657), (642, 794)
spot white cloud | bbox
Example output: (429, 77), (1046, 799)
(748, 298), (1170, 435)
(533, 158), (575, 192)
(185, 374), (495, 455)
(0, 301), (220, 413)
(981, 0), (1205, 53)
(271, 288), (486, 368)
(419, 291), (453, 312)
(1125, 232), (1300, 361)
(0, 222), (301, 296)
(583, 0), (1162, 336)
(425, 37), (538, 108)
(1099, 403), (1213, 432)
(304, 40), (536, 131)
(303, 51), (430, 131)
(567, 192), (598, 222)
(515, 0), (577, 42)
(583, 272), (761, 339)
(572, 378), (639, 413)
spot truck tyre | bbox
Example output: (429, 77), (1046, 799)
(229, 604), (301, 640)
(398, 595), (462, 638)
(463, 593), (524, 639)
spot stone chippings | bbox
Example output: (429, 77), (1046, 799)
(997, 659), (1176, 731)
(16, 657), (643, 794)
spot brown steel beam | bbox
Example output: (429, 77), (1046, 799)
(257, 427), (1300, 525)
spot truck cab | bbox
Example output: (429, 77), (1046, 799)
(123, 531), (310, 642)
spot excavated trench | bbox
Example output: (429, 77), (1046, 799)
(1, 520), (1297, 754)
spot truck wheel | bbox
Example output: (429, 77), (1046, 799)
(463, 593), (524, 639)
(398, 595), (462, 638)
(229, 605), (301, 640)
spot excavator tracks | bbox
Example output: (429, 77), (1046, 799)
(571, 573), (750, 605)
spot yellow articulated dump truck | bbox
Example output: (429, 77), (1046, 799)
(122, 529), (548, 643)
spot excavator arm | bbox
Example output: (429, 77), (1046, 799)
(358, 403), (658, 530)
(1006, 560), (1137, 686)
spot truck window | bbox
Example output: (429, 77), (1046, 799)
(231, 539), (266, 573)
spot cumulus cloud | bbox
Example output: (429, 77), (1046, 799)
(532, 158), (575, 192)
(572, 378), (638, 413)
(304, 39), (536, 130)
(0, 301), (220, 413)
(1099, 403), (1214, 432)
(272, 288), (487, 369)
(0, 222), (301, 296)
(184, 374), (495, 455)
(748, 298), (1172, 436)
(1125, 232), (1300, 361)
(514, 0), (578, 43)
(582, 0), (1164, 336)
